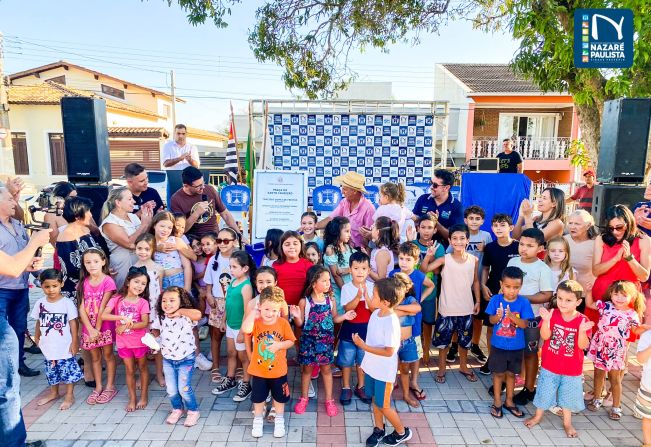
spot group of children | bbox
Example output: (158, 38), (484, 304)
(28, 182), (651, 444)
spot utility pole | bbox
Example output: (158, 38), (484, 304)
(170, 69), (177, 130)
(0, 31), (15, 175)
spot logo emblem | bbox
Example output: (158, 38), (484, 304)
(574, 9), (633, 68)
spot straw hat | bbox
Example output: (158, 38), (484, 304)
(333, 171), (367, 193)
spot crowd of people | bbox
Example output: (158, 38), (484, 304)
(2, 163), (651, 447)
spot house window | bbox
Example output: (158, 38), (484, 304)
(101, 84), (125, 100)
(163, 104), (171, 118)
(48, 133), (67, 175)
(11, 132), (29, 175)
(46, 75), (66, 85)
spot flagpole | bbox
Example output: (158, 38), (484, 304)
(230, 101), (243, 184)
(247, 100), (254, 242)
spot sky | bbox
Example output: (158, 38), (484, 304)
(1, 0), (520, 131)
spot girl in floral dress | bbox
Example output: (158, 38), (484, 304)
(586, 280), (650, 420)
(293, 265), (356, 416)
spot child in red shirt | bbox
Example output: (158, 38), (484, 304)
(524, 280), (594, 438)
(273, 231), (313, 306)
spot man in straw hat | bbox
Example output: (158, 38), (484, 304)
(315, 171), (375, 248)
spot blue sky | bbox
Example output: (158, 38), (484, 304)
(1, 0), (520, 131)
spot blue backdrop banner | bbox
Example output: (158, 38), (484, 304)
(460, 173), (531, 234)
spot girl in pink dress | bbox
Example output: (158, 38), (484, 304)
(586, 280), (650, 420)
(77, 248), (118, 405)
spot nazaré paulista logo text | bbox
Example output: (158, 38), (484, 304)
(574, 9), (633, 68)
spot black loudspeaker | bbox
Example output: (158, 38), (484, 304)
(60, 97), (111, 183)
(592, 184), (645, 225)
(76, 185), (111, 224)
(597, 98), (651, 184)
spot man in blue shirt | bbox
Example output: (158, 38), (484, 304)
(412, 169), (463, 243)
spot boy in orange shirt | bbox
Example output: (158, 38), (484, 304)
(241, 286), (296, 439)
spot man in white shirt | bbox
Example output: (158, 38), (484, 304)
(162, 124), (200, 170)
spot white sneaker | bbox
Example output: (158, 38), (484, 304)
(308, 381), (316, 398)
(252, 416), (264, 438)
(198, 326), (209, 340)
(195, 353), (212, 371)
(274, 416), (285, 438)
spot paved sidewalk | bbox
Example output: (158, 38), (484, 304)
(21, 286), (646, 446)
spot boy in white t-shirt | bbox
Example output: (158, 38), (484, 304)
(31, 269), (83, 410)
(636, 330), (651, 445)
(352, 277), (412, 447)
(506, 228), (554, 405)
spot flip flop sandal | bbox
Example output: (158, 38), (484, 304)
(609, 407), (622, 421)
(410, 387), (427, 401)
(459, 370), (478, 382)
(587, 398), (603, 412)
(490, 404), (503, 419)
(86, 390), (100, 405)
(96, 388), (118, 404)
(435, 374), (446, 384)
(504, 405), (525, 418)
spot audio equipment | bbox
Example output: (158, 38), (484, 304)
(76, 184), (111, 223)
(592, 184), (645, 225)
(60, 97), (111, 183)
(468, 158), (499, 172)
(596, 98), (651, 184)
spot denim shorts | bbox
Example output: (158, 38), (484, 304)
(398, 337), (419, 363)
(337, 339), (364, 367)
(163, 272), (185, 289)
(44, 357), (83, 386)
(532, 367), (585, 413)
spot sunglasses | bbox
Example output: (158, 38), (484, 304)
(430, 181), (446, 189)
(216, 238), (235, 244)
(608, 224), (626, 232)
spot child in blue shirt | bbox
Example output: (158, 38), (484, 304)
(390, 242), (435, 403)
(486, 266), (534, 419)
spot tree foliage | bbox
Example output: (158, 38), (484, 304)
(167, 0), (651, 162)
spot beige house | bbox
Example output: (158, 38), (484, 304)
(5, 61), (226, 187)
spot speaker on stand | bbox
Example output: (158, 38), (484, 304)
(592, 98), (651, 224)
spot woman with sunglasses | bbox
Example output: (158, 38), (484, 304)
(589, 205), (651, 326)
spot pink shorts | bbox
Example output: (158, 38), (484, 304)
(117, 346), (148, 359)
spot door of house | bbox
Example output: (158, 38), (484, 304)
(498, 114), (557, 142)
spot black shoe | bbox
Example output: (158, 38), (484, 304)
(479, 363), (491, 375)
(340, 387), (353, 406)
(470, 344), (487, 362)
(488, 382), (506, 397)
(365, 426), (385, 447)
(382, 428), (413, 446)
(24, 344), (42, 355)
(514, 387), (534, 405)
(446, 343), (458, 363)
(18, 365), (40, 377)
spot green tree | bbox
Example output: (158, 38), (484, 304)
(168, 0), (651, 164)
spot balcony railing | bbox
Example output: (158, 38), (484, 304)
(471, 137), (571, 160)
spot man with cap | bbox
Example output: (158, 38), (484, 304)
(566, 169), (596, 212)
(315, 171), (375, 248)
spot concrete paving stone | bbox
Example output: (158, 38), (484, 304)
(345, 426), (360, 444)
(301, 425), (317, 443)
(198, 431), (229, 442)
(434, 435), (472, 445)
(137, 431), (171, 441)
(226, 425), (246, 442)
(110, 424), (134, 440)
(71, 442), (90, 447)
(123, 424), (147, 440)
(133, 441), (151, 447)
(104, 442), (136, 447)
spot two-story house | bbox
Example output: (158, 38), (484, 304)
(434, 63), (581, 189)
(6, 60), (226, 187)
